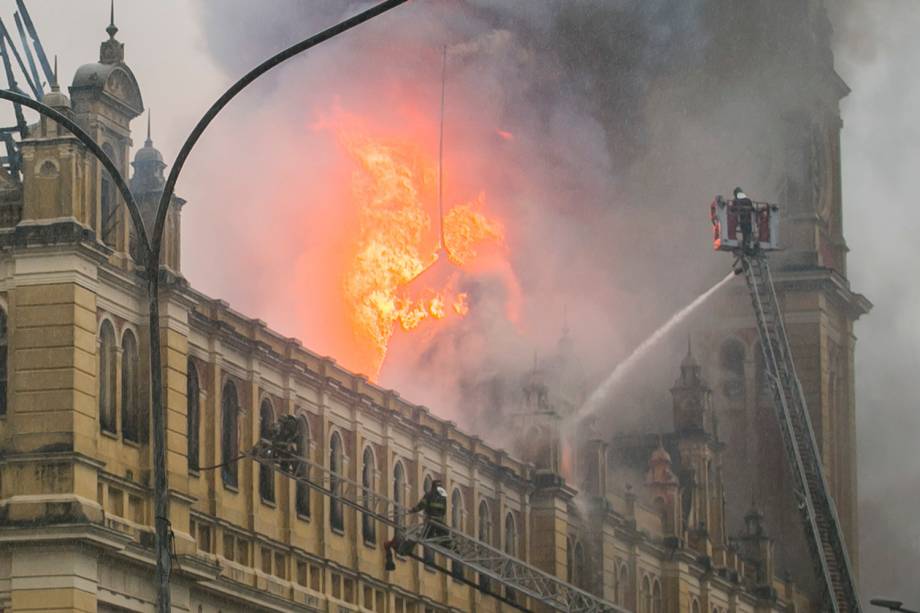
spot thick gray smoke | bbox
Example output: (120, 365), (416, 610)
(185, 1), (916, 607)
(830, 0), (920, 607)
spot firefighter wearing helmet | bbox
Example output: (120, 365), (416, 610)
(385, 479), (449, 571)
(732, 186), (755, 252)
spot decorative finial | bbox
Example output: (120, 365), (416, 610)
(687, 334), (692, 357)
(106, 0), (118, 39)
(51, 55), (59, 91)
(146, 110), (152, 146)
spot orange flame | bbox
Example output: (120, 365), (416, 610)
(335, 118), (505, 378)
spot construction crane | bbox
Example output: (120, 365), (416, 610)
(711, 190), (861, 613)
(252, 421), (626, 613)
(0, 0), (55, 180)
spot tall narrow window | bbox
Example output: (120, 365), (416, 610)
(640, 576), (652, 613)
(0, 309), (7, 416)
(618, 564), (630, 608)
(478, 500), (492, 592)
(121, 330), (141, 442)
(652, 579), (662, 613)
(421, 473), (433, 565)
(330, 431), (344, 531)
(450, 488), (464, 578)
(362, 447), (376, 544)
(221, 381), (239, 487)
(393, 463), (406, 527)
(720, 338), (746, 400)
(259, 400), (275, 502)
(98, 320), (117, 433)
(504, 512), (518, 603)
(186, 360), (200, 472)
(100, 143), (118, 248)
(574, 541), (586, 589)
(295, 416), (311, 517)
(504, 512), (517, 556)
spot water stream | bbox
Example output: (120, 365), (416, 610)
(569, 271), (736, 427)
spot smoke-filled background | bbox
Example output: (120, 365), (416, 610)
(2, 0), (916, 607)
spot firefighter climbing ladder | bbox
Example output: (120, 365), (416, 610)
(738, 252), (860, 613)
(250, 446), (626, 613)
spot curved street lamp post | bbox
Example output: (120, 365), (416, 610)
(0, 1), (408, 610)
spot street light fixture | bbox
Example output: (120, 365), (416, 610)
(870, 598), (919, 613)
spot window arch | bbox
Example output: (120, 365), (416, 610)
(504, 512), (517, 557)
(186, 360), (200, 471)
(618, 563), (629, 607)
(574, 541), (587, 589)
(420, 472), (434, 565)
(295, 416), (310, 517)
(720, 338), (746, 400)
(98, 320), (117, 433)
(100, 142), (118, 248)
(450, 488), (463, 531)
(652, 578), (662, 613)
(220, 380), (239, 487)
(691, 598), (701, 613)
(393, 462), (407, 526)
(329, 431), (344, 531)
(566, 537), (575, 584)
(0, 308), (7, 416)
(640, 575), (652, 613)
(450, 487), (465, 578)
(362, 446), (376, 544)
(121, 329), (141, 442)
(259, 399), (275, 502)
(478, 499), (492, 591)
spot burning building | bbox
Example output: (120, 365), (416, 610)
(0, 1), (869, 613)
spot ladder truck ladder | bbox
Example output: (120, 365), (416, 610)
(250, 442), (626, 613)
(739, 252), (860, 613)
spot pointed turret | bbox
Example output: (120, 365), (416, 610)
(671, 337), (711, 435)
(131, 111), (165, 194)
(100, 0), (123, 65)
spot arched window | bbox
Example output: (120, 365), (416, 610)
(329, 431), (344, 531)
(295, 416), (310, 517)
(0, 309), (7, 416)
(186, 360), (200, 472)
(121, 330), (141, 442)
(478, 500), (492, 591)
(566, 537), (575, 584)
(450, 488), (464, 578)
(504, 512), (517, 557)
(100, 143), (118, 248)
(640, 575), (652, 613)
(259, 399), (275, 502)
(393, 462), (406, 525)
(421, 473), (434, 565)
(618, 563), (630, 608)
(362, 446), (376, 544)
(220, 381), (239, 487)
(691, 598), (701, 613)
(720, 338), (746, 400)
(652, 579), (662, 613)
(574, 541), (587, 589)
(98, 320), (117, 433)
(504, 512), (518, 603)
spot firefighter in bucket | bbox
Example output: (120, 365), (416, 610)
(385, 479), (449, 571)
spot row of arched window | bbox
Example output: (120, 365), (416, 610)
(97, 319), (144, 442)
(186, 364), (522, 561)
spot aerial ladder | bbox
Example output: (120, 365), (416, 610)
(711, 190), (861, 613)
(251, 424), (626, 613)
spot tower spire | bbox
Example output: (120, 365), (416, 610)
(146, 109), (152, 146)
(437, 45), (447, 255)
(106, 0), (117, 39)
